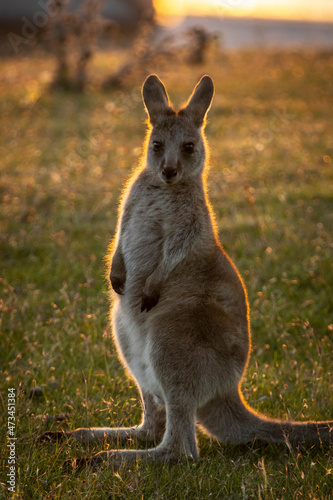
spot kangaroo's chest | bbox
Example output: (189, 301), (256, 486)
(121, 187), (174, 289)
(122, 211), (162, 277)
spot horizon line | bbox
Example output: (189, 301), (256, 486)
(156, 12), (333, 25)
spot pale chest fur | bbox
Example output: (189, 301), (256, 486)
(119, 173), (211, 303)
(120, 184), (164, 293)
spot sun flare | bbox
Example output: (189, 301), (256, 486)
(153, 0), (333, 22)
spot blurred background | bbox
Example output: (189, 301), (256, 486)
(0, 0), (332, 90)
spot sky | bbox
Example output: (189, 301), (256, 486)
(153, 0), (333, 22)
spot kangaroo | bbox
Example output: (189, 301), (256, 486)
(40, 74), (332, 467)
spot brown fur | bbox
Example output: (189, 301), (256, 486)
(39, 74), (332, 467)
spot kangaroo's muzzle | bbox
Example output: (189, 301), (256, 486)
(162, 165), (178, 182)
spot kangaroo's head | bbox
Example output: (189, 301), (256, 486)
(142, 74), (214, 185)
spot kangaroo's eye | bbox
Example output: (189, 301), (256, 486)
(184, 142), (194, 154)
(153, 141), (163, 152)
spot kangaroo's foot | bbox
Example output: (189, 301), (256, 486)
(65, 445), (196, 472)
(37, 430), (70, 443)
(38, 423), (165, 447)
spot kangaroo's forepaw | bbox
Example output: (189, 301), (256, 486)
(110, 274), (125, 295)
(141, 291), (159, 312)
(37, 430), (69, 443)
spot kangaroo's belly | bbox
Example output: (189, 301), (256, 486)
(112, 299), (165, 403)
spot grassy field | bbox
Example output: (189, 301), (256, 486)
(1, 48), (333, 499)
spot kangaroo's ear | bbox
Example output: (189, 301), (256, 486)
(182, 75), (214, 127)
(142, 74), (171, 126)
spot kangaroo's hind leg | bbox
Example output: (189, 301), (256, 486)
(38, 390), (166, 447)
(132, 390), (166, 444)
(80, 396), (199, 469)
(75, 318), (203, 468)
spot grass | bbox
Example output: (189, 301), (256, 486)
(1, 48), (333, 499)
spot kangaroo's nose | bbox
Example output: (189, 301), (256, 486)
(161, 165), (178, 183)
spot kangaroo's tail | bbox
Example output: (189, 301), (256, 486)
(197, 391), (333, 446)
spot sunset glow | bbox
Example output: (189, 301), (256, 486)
(154, 0), (333, 23)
